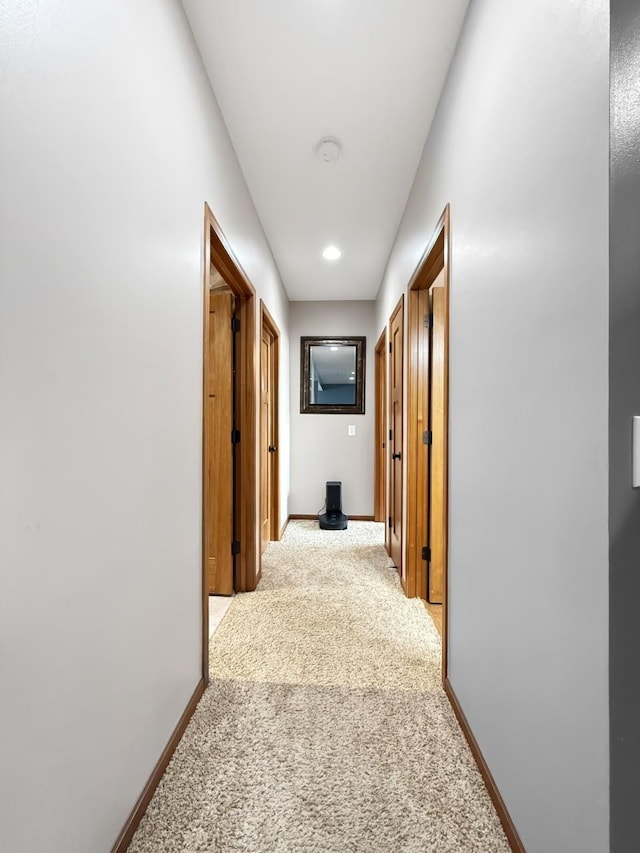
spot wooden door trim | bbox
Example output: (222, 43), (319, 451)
(202, 203), (257, 684)
(260, 299), (280, 551)
(405, 204), (450, 681)
(374, 330), (387, 523)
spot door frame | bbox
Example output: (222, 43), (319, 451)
(405, 204), (451, 680)
(374, 330), (387, 524)
(259, 299), (281, 557)
(202, 203), (257, 683)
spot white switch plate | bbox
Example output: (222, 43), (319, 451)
(633, 416), (640, 488)
(348, 424), (356, 436)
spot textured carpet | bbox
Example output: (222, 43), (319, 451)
(129, 521), (510, 853)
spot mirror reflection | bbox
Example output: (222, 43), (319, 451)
(300, 336), (365, 414)
(309, 345), (357, 405)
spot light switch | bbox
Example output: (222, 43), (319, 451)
(348, 424), (356, 437)
(633, 416), (640, 488)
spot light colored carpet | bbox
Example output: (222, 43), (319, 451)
(129, 521), (510, 853)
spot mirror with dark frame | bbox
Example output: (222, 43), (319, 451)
(300, 336), (365, 414)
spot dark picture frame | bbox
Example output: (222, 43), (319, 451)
(300, 336), (366, 414)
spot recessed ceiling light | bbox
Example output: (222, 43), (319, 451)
(349, 376), (355, 381)
(316, 137), (341, 164)
(322, 246), (341, 261)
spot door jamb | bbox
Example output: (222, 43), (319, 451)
(260, 299), (281, 554)
(202, 203), (257, 684)
(405, 204), (451, 681)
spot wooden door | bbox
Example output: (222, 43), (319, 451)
(407, 285), (431, 600)
(205, 290), (234, 595)
(388, 297), (404, 576)
(428, 280), (446, 603)
(260, 323), (276, 553)
(374, 333), (387, 524)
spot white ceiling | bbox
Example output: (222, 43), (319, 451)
(182, 0), (470, 301)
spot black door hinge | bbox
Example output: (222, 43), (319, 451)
(423, 430), (432, 446)
(422, 546), (431, 561)
(388, 341), (392, 353)
(231, 429), (241, 444)
(388, 428), (393, 441)
(231, 317), (240, 333)
(388, 516), (392, 528)
(231, 541), (240, 556)
(424, 314), (433, 329)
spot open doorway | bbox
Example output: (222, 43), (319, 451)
(202, 203), (258, 682)
(405, 205), (450, 677)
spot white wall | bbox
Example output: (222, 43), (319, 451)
(289, 302), (376, 516)
(375, 1), (609, 850)
(0, 2), (289, 851)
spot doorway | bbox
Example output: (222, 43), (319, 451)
(405, 205), (450, 676)
(202, 203), (257, 682)
(388, 296), (404, 584)
(374, 330), (387, 525)
(260, 300), (280, 559)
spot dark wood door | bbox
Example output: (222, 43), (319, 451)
(389, 297), (404, 576)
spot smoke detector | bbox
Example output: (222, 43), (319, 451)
(316, 137), (341, 164)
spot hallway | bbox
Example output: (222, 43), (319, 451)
(1, 1), (623, 849)
(129, 522), (508, 852)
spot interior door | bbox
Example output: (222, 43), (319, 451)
(260, 324), (275, 553)
(389, 297), (404, 575)
(409, 285), (431, 601)
(205, 289), (234, 595)
(428, 278), (446, 603)
(374, 333), (387, 524)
